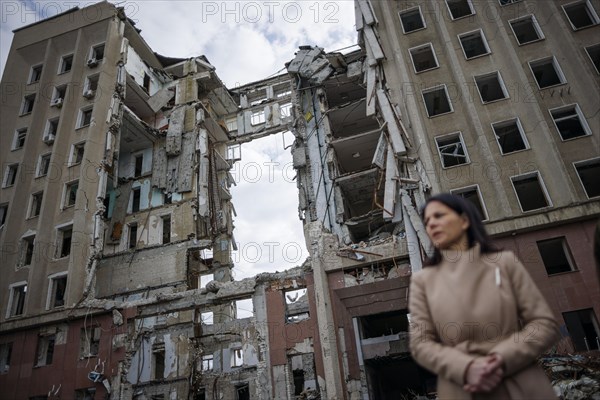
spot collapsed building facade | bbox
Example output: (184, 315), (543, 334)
(1, 1), (599, 399)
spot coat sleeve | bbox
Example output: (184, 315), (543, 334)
(409, 271), (476, 385)
(490, 253), (560, 376)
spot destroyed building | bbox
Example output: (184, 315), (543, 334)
(1, 1), (599, 399)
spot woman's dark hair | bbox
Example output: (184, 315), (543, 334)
(421, 193), (498, 266)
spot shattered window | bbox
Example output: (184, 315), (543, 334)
(0, 342), (11, 373)
(59, 54), (73, 74)
(35, 334), (55, 366)
(574, 158), (600, 198)
(549, 104), (591, 140)
(49, 274), (67, 308)
(3, 164), (18, 187)
(13, 128), (27, 150)
(200, 311), (213, 325)
(492, 118), (528, 154)
(231, 348), (243, 367)
(29, 191), (43, 218)
(474, 71), (509, 103)
(399, 7), (425, 33)
(64, 181), (78, 208)
(37, 154), (51, 177)
(510, 15), (544, 45)
(235, 298), (254, 319)
(537, 237), (576, 275)
(236, 383), (249, 400)
(29, 64), (43, 84)
(511, 172), (551, 212)
(20, 236), (35, 267)
(422, 86), (452, 117)
(585, 43), (600, 74)
(435, 133), (469, 168)
(529, 57), (566, 89)
(280, 103), (292, 118)
(458, 30), (490, 59)
(21, 94), (35, 115)
(563, 0), (600, 30)
(79, 326), (100, 357)
(285, 288), (309, 323)
(450, 186), (488, 220)
(8, 283), (27, 317)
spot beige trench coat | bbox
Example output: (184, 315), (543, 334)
(409, 245), (559, 400)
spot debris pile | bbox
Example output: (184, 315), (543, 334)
(541, 354), (600, 400)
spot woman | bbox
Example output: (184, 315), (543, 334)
(409, 193), (559, 399)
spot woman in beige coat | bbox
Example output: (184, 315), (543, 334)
(409, 193), (559, 399)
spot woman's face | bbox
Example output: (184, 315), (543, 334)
(423, 201), (470, 250)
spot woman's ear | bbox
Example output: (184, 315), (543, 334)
(460, 213), (470, 230)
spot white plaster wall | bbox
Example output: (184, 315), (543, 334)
(125, 45), (162, 95)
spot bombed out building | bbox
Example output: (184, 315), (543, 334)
(1, 1), (599, 399)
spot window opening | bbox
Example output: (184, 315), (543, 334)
(474, 72), (508, 103)
(563, 308), (600, 351)
(492, 118), (528, 154)
(511, 172), (550, 212)
(49, 274), (67, 308)
(574, 158), (600, 198)
(458, 30), (490, 59)
(451, 186), (487, 220)
(563, 0), (600, 30)
(59, 54), (73, 74)
(409, 44), (439, 73)
(422, 86), (452, 117)
(509, 15), (544, 45)
(35, 334), (55, 366)
(399, 7), (425, 33)
(537, 237), (576, 275)
(529, 57), (566, 89)
(30, 192), (43, 218)
(550, 104), (591, 140)
(131, 187), (141, 213)
(29, 65), (43, 84)
(585, 43), (600, 74)
(128, 223), (138, 249)
(446, 0), (475, 20)
(435, 133), (469, 168)
(13, 128), (27, 149)
(162, 215), (171, 244)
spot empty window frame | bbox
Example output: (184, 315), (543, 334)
(29, 192), (43, 218)
(435, 132), (470, 168)
(509, 15), (544, 45)
(35, 334), (55, 366)
(131, 187), (141, 213)
(574, 158), (600, 198)
(250, 110), (265, 125)
(47, 272), (68, 309)
(450, 185), (488, 220)
(153, 344), (165, 380)
(51, 85), (67, 107)
(399, 6), (426, 33)
(231, 347), (243, 367)
(201, 354), (213, 371)
(64, 181), (79, 208)
(3, 164), (18, 187)
(280, 102), (292, 118)
(0, 342), (11, 373)
(13, 128), (27, 150)
(458, 29), (491, 59)
(511, 172), (551, 212)
(78, 107), (93, 128)
(161, 215), (171, 244)
(491, 118), (529, 154)
(84, 74), (99, 97)
(56, 225), (73, 258)
(28, 64), (43, 84)
(537, 237), (576, 275)
(528, 56), (566, 89)
(88, 43), (105, 62)
(562, 0), (600, 30)
(59, 54), (73, 74)
(446, 0), (475, 20)
(69, 142), (85, 166)
(409, 43), (439, 73)
(563, 308), (600, 351)
(499, 0), (522, 5)
(474, 71), (509, 103)
(285, 288), (310, 323)
(199, 274), (214, 289)
(200, 311), (214, 325)
(584, 43), (600, 74)
(549, 104), (592, 141)
(37, 153), (51, 177)
(0, 203), (7, 227)
(21, 94), (35, 115)
(45, 117), (59, 139)
(20, 235), (35, 267)
(128, 223), (138, 249)
(235, 298), (254, 319)
(422, 85), (453, 117)
(80, 326), (100, 357)
(6, 282), (27, 318)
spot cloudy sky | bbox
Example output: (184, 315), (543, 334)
(1, 0), (358, 280)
